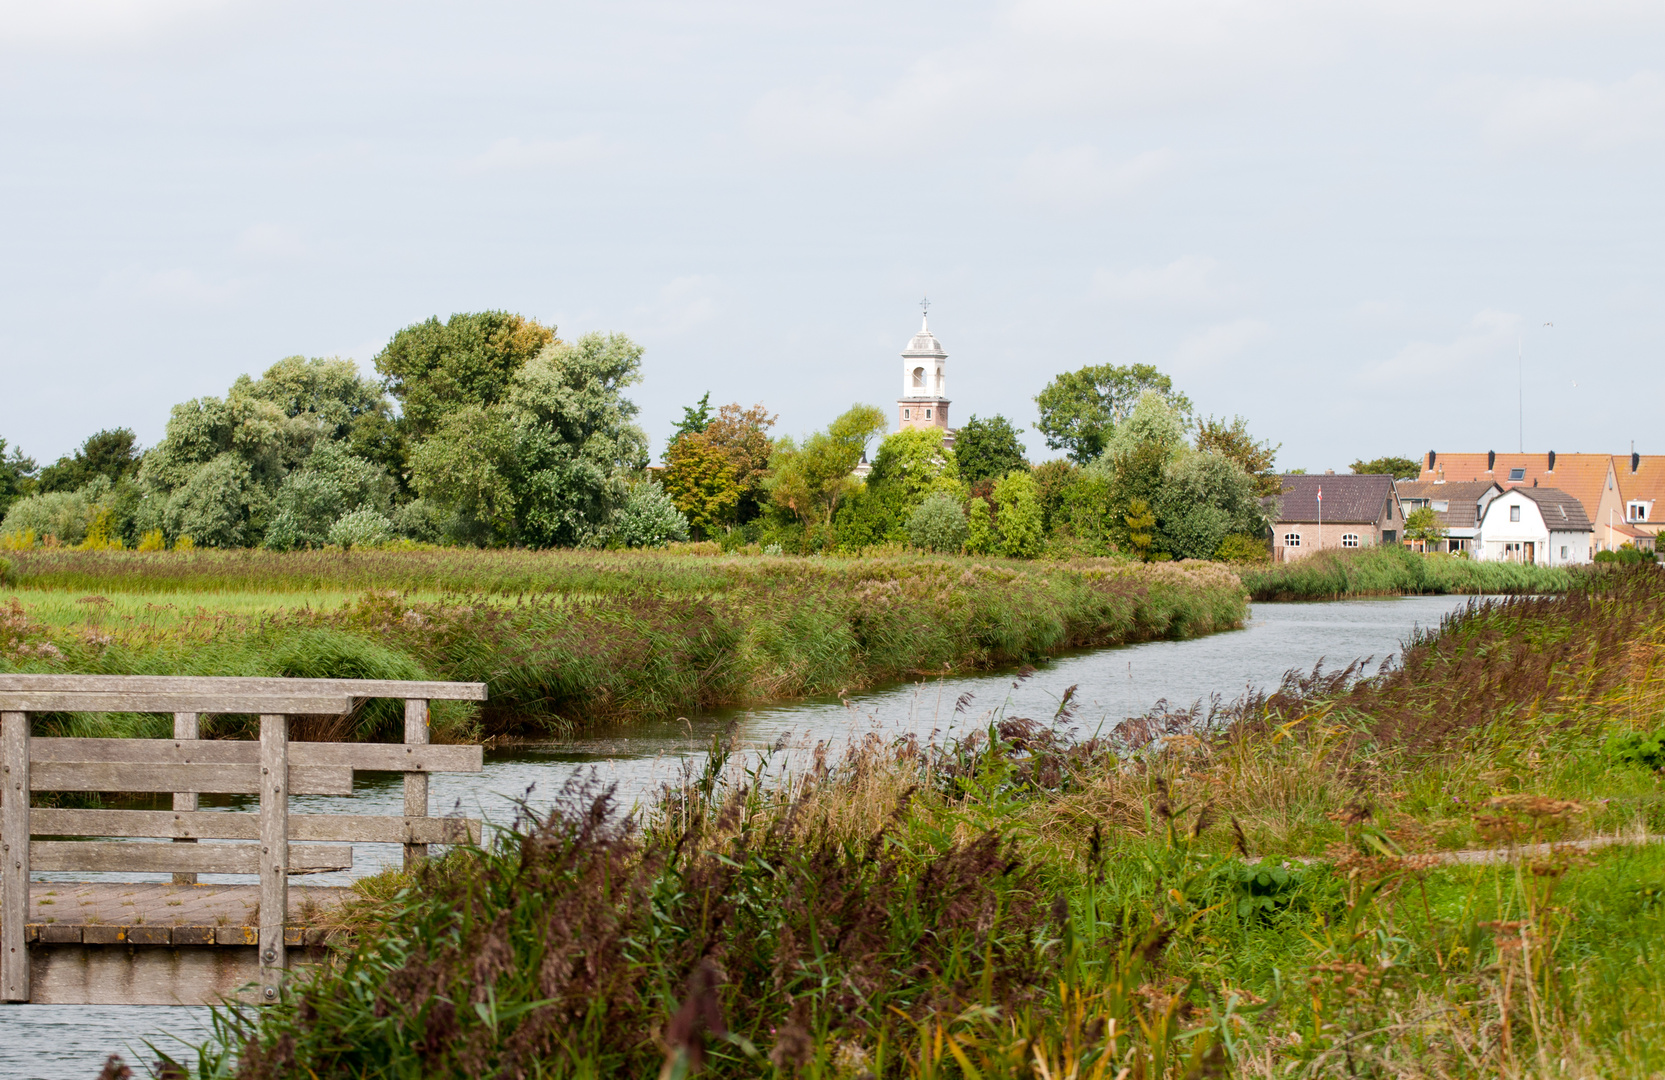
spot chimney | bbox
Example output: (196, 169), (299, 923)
(1427, 450), (1436, 472)
(1487, 450), (1496, 472)
(1325, 468), (1335, 475)
(1547, 450), (1556, 472)
(1634, 451), (1641, 474)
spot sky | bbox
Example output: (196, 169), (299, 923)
(3, 0), (1663, 471)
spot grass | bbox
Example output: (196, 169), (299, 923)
(144, 566), (1665, 1078)
(1239, 546), (1583, 601)
(0, 549), (1247, 742)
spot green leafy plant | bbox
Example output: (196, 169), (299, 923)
(1606, 728), (1665, 770)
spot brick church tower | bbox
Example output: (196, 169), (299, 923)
(897, 302), (952, 444)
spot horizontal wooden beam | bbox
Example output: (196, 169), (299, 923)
(0, 692), (353, 715)
(31, 761), (353, 795)
(32, 738), (483, 773)
(30, 840), (352, 874)
(31, 808), (482, 845)
(28, 942), (330, 1005)
(0, 675), (487, 701)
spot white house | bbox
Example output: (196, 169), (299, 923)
(1474, 486), (1593, 566)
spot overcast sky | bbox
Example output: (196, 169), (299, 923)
(3, 0), (1662, 470)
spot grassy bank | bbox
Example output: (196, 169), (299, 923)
(1240, 545), (1582, 601)
(165, 567), (1665, 1078)
(0, 550), (1246, 741)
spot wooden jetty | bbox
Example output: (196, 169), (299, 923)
(0, 674), (487, 1005)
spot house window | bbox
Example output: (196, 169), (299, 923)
(1341, 533), (1360, 548)
(924, 409), (932, 420)
(1630, 502), (1649, 522)
(1560, 546), (1569, 559)
(1431, 500), (1448, 513)
(1510, 505), (1521, 522)
(1283, 533), (1301, 547)
(903, 409), (911, 420)
(1509, 467), (1526, 481)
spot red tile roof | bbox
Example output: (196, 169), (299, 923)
(1418, 453), (1609, 521)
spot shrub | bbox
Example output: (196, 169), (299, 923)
(906, 491), (969, 553)
(328, 509), (396, 550)
(993, 470), (1043, 558)
(1607, 729), (1665, 770)
(1216, 532), (1269, 563)
(0, 556), (9, 586)
(965, 496), (996, 555)
(1, 489), (94, 546)
(612, 481), (690, 548)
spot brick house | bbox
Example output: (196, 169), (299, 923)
(1268, 474), (1404, 562)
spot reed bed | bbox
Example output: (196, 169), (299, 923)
(0, 551), (1247, 741)
(1239, 546), (1581, 601)
(138, 566), (1665, 1079)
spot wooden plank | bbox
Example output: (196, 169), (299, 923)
(1, 712), (28, 1002)
(259, 714), (287, 1002)
(0, 692), (352, 714)
(0, 674), (487, 701)
(30, 761), (353, 795)
(31, 808), (480, 845)
(29, 942), (330, 1006)
(29, 841), (350, 875)
(404, 699), (429, 869)
(173, 712), (199, 886)
(31, 738), (482, 773)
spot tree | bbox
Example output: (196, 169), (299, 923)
(907, 491), (968, 553)
(1034, 364), (1192, 464)
(834, 427), (961, 549)
(954, 414), (1027, 484)
(612, 481), (690, 548)
(662, 403), (776, 535)
(1351, 456), (1420, 480)
(1404, 506), (1445, 550)
(1195, 416), (1280, 497)
(38, 429), (141, 493)
(0, 439), (36, 518)
(992, 470), (1044, 558)
(669, 392), (713, 445)
(1154, 450), (1268, 560)
(373, 311), (556, 440)
(965, 497), (996, 555)
(766, 405), (886, 526)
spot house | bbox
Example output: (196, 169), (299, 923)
(1474, 486), (1592, 565)
(1593, 452), (1663, 554)
(1393, 479), (1502, 554)
(1269, 473), (1403, 562)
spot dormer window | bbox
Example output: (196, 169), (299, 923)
(1630, 502), (1650, 522)
(1508, 468), (1526, 482)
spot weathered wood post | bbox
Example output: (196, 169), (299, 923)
(1, 710), (29, 1003)
(404, 699), (429, 869)
(258, 713), (288, 1002)
(172, 711), (198, 886)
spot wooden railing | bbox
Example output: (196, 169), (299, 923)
(0, 674), (488, 1005)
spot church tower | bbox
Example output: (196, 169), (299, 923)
(897, 300), (951, 441)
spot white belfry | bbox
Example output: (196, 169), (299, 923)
(897, 301), (951, 440)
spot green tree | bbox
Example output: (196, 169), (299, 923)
(0, 439), (37, 518)
(1351, 456), (1420, 480)
(669, 392), (713, 445)
(965, 496), (996, 555)
(1154, 450), (1268, 560)
(374, 311), (557, 440)
(954, 414), (1027, 484)
(1030, 460), (1079, 536)
(1034, 364), (1192, 464)
(992, 470), (1043, 558)
(662, 403), (776, 535)
(906, 491), (968, 553)
(766, 405), (886, 526)
(612, 481), (690, 548)
(1195, 415), (1280, 497)
(1404, 506), (1445, 549)
(38, 429), (141, 493)
(1123, 498), (1156, 560)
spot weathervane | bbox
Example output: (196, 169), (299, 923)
(920, 295), (930, 319)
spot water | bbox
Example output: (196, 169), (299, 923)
(1, 595), (1470, 1078)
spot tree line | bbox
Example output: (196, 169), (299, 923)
(0, 311), (1298, 560)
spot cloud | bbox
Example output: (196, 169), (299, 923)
(1093, 255), (1227, 307)
(1458, 71), (1665, 151)
(236, 223), (307, 260)
(0, 0), (232, 46)
(1363, 309), (1518, 384)
(1014, 146), (1173, 208)
(1172, 319), (1270, 371)
(105, 266), (242, 304)
(462, 135), (617, 173)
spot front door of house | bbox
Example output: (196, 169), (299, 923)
(1524, 541), (1536, 564)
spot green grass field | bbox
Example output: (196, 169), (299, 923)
(0, 548), (1248, 742)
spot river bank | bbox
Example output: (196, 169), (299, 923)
(1239, 545), (1583, 600)
(188, 567), (1665, 1078)
(0, 549), (1246, 741)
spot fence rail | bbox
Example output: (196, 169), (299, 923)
(0, 674), (488, 1005)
